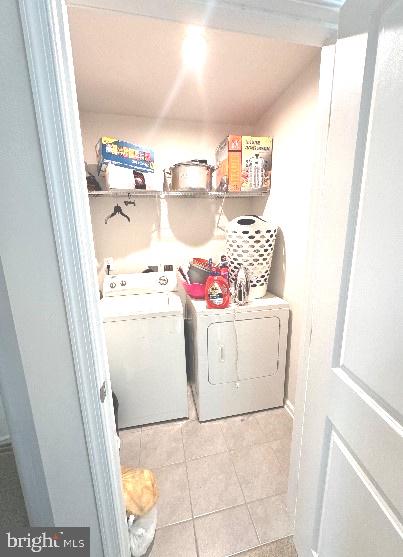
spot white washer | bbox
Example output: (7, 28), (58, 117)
(185, 293), (289, 421)
(101, 273), (188, 427)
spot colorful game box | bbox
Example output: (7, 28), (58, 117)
(96, 136), (154, 175)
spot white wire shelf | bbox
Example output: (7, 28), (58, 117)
(88, 190), (269, 198)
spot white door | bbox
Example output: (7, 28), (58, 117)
(295, 2), (403, 556)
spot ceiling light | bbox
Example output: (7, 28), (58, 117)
(182, 26), (207, 70)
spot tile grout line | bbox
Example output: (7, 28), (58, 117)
(217, 419), (262, 549)
(156, 516), (194, 531)
(133, 407), (290, 465)
(253, 412), (268, 441)
(267, 437), (290, 475)
(189, 493), (287, 520)
(136, 433), (289, 469)
(244, 414), (292, 483)
(228, 534), (295, 557)
(191, 502), (252, 522)
(122, 414), (291, 470)
(238, 415), (294, 541)
(122, 408), (292, 551)
(123, 430), (290, 520)
(138, 426), (143, 467)
(144, 433), (290, 469)
(253, 410), (294, 481)
(180, 419), (200, 557)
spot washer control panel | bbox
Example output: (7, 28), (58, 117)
(103, 270), (177, 297)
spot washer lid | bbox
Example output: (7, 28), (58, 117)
(100, 292), (183, 321)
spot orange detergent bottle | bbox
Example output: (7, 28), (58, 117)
(205, 273), (230, 309)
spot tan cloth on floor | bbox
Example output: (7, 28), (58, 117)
(121, 467), (159, 517)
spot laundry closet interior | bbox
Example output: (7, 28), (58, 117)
(68, 5), (322, 556)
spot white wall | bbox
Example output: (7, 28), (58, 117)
(252, 55), (321, 407)
(80, 62), (321, 408)
(80, 111), (254, 279)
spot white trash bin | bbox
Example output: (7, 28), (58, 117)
(127, 506), (158, 557)
(122, 468), (159, 557)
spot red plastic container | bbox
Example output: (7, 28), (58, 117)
(181, 281), (206, 299)
(205, 275), (230, 309)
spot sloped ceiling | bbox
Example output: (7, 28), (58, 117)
(69, 7), (319, 124)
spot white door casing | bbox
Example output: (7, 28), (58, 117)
(17, 0), (129, 554)
(286, 41), (336, 520)
(66, 0), (340, 47)
(295, 2), (403, 556)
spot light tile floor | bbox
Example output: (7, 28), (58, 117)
(239, 536), (297, 557)
(120, 387), (295, 557)
(0, 446), (29, 528)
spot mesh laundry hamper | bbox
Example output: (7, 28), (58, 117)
(226, 215), (277, 299)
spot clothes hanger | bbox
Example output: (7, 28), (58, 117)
(105, 203), (131, 224)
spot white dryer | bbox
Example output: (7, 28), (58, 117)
(101, 273), (188, 427)
(185, 293), (289, 421)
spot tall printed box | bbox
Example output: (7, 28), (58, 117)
(215, 135), (273, 192)
(96, 136), (154, 175)
(215, 135), (242, 192)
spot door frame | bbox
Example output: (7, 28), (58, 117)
(286, 40), (336, 521)
(294, 1), (403, 554)
(14, 0), (351, 555)
(18, 1), (128, 555)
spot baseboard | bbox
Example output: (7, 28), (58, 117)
(0, 440), (12, 454)
(0, 434), (11, 446)
(285, 399), (295, 419)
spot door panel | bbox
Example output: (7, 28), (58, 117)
(341, 1), (403, 416)
(328, 368), (403, 517)
(236, 317), (280, 380)
(295, 2), (403, 556)
(318, 431), (402, 557)
(207, 317), (280, 385)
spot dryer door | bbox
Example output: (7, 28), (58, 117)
(207, 316), (280, 385)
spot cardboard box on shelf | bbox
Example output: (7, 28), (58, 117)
(96, 136), (154, 175)
(215, 135), (273, 192)
(86, 161), (159, 191)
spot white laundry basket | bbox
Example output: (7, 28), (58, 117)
(226, 215), (277, 299)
